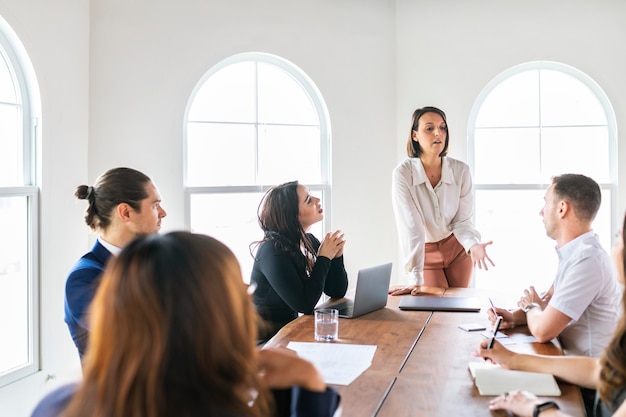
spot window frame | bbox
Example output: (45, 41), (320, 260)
(0, 16), (41, 387)
(467, 61), (618, 289)
(183, 52), (332, 277)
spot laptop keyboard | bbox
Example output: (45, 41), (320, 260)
(331, 300), (354, 316)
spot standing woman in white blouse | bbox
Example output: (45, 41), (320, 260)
(389, 106), (494, 295)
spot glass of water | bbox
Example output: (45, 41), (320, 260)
(314, 308), (338, 342)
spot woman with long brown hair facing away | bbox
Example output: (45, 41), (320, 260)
(33, 232), (340, 417)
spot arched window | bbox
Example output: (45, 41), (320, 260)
(469, 61), (616, 294)
(0, 16), (41, 387)
(184, 53), (331, 281)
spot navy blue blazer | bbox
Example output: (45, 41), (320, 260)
(63, 240), (112, 359)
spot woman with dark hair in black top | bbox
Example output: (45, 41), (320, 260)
(250, 181), (348, 341)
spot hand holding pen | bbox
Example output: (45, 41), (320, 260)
(487, 315), (503, 350)
(488, 298), (498, 318)
(473, 315), (504, 363)
(474, 322), (517, 368)
(487, 298), (518, 330)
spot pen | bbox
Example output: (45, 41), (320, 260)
(488, 297), (497, 317)
(488, 315), (503, 349)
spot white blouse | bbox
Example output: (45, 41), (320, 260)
(391, 157), (481, 285)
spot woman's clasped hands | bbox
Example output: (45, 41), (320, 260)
(318, 230), (346, 259)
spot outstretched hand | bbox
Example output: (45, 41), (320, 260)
(469, 241), (495, 271)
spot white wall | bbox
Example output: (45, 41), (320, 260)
(1, 0), (398, 414)
(0, 0), (88, 416)
(396, 0), (626, 211)
(1, 0), (626, 415)
(88, 0), (398, 280)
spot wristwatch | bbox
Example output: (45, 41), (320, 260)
(533, 400), (560, 416)
(523, 302), (540, 313)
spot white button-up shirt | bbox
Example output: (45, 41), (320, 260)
(392, 157), (480, 285)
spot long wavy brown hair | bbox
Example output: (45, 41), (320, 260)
(62, 231), (271, 417)
(598, 214), (626, 407)
(251, 181), (317, 275)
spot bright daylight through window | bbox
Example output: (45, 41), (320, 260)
(0, 17), (40, 387)
(469, 61), (616, 295)
(185, 53), (331, 281)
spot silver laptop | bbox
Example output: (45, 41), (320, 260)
(317, 262), (392, 318)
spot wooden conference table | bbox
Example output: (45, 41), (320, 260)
(265, 287), (585, 417)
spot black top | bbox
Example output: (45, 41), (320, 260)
(595, 387), (626, 417)
(251, 233), (348, 340)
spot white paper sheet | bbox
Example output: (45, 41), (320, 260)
(286, 341), (377, 386)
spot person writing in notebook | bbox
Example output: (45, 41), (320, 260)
(475, 211), (626, 417)
(250, 181), (348, 342)
(33, 232), (340, 417)
(64, 167), (167, 360)
(389, 106), (494, 294)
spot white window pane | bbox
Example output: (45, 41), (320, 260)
(0, 52), (17, 103)
(190, 192), (324, 283)
(475, 70), (539, 128)
(186, 53), (329, 282)
(186, 122), (256, 186)
(473, 128), (541, 184)
(541, 70), (607, 126)
(472, 62), (615, 295)
(190, 193), (263, 283)
(258, 125), (321, 184)
(475, 189), (612, 295)
(0, 197), (29, 375)
(475, 190), (558, 295)
(258, 63), (318, 125)
(540, 126), (610, 182)
(0, 104), (22, 186)
(187, 62), (256, 123)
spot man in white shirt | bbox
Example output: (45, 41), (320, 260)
(490, 173), (620, 358)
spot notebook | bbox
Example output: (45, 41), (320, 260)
(468, 361), (561, 396)
(317, 262), (392, 318)
(398, 295), (481, 312)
